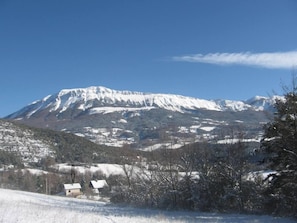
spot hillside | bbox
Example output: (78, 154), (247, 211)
(0, 119), (142, 167)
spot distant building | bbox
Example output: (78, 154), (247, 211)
(64, 183), (82, 197)
(89, 180), (108, 194)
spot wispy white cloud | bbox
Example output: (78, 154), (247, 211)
(172, 51), (297, 69)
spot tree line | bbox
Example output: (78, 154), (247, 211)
(108, 141), (265, 213)
(107, 80), (297, 217)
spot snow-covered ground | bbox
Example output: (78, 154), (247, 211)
(0, 189), (295, 223)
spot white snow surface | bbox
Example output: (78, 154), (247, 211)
(0, 189), (295, 223)
(44, 86), (223, 114)
(246, 95), (283, 111)
(217, 138), (261, 144)
(89, 106), (155, 115)
(55, 163), (126, 177)
(10, 86), (279, 119)
(64, 183), (81, 190)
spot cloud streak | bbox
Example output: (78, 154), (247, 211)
(172, 51), (297, 69)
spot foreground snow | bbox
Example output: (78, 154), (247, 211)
(0, 189), (295, 223)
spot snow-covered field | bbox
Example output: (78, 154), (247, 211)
(0, 189), (295, 223)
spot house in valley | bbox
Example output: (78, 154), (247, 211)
(89, 180), (109, 194)
(64, 183), (82, 197)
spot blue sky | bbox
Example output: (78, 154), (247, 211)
(1, 0), (297, 117)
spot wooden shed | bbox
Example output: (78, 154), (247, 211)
(64, 183), (82, 197)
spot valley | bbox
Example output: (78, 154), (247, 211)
(0, 86), (286, 216)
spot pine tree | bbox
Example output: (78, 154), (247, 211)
(261, 81), (297, 216)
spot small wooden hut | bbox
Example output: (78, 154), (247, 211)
(64, 183), (82, 197)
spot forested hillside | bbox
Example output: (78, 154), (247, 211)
(0, 120), (143, 166)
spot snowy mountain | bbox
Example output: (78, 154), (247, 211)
(7, 86), (277, 120)
(5, 86), (279, 150)
(245, 95), (282, 111)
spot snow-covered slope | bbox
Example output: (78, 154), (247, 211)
(245, 95), (282, 111)
(0, 189), (295, 223)
(6, 86), (278, 119)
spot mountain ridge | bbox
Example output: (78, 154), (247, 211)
(5, 86), (279, 150)
(6, 86), (280, 120)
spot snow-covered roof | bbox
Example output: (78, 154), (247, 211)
(90, 180), (108, 189)
(64, 183), (81, 190)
